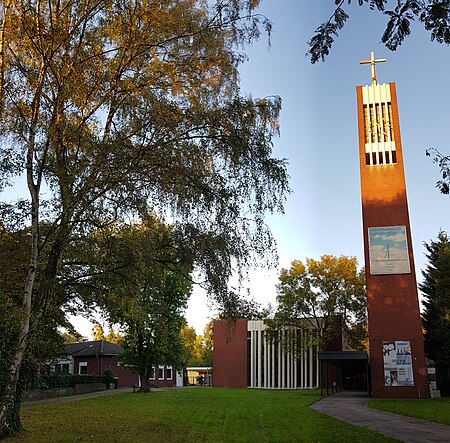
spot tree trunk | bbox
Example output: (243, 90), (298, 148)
(0, 382), (23, 439)
(0, 322), (29, 437)
(0, 341), (39, 438)
(0, 1), (12, 119)
(0, 214), (38, 436)
(0, 238), (38, 437)
(0, 56), (47, 437)
(138, 369), (151, 392)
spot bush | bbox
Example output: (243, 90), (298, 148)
(41, 374), (107, 389)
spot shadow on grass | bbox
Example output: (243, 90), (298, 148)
(6, 389), (394, 442)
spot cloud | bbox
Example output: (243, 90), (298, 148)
(384, 233), (406, 242)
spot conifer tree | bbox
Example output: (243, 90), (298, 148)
(420, 231), (450, 370)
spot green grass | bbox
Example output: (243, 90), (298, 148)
(368, 397), (450, 426)
(6, 388), (395, 442)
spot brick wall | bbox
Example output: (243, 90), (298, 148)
(213, 320), (248, 388)
(73, 356), (139, 387)
(356, 83), (428, 398)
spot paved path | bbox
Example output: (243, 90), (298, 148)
(311, 392), (450, 443)
(22, 387), (134, 407)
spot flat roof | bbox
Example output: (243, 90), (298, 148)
(186, 367), (212, 370)
(318, 351), (369, 361)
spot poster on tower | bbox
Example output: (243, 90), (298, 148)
(368, 226), (411, 275)
(383, 341), (414, 386)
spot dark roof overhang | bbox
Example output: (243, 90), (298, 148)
(318, 351), (369, 361)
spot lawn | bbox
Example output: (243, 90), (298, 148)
(368, 397), (450, 426)
(6, 388), (395, 442)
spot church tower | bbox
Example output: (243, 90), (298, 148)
(356, 53), (429, 398)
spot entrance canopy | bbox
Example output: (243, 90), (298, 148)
(318, 351), (369, 361)
(318, 351), (370, 396)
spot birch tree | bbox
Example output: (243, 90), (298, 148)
(0, 0), (288, 436)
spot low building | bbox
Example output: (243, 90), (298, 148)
(147, 363), (183, 388)
(186, 367), (212, 386)
(213, 319), (369, 392)
(57, 340), (139, 388)
(50, 340), (181, 388)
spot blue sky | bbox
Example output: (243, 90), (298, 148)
(186, 1), (450, 332)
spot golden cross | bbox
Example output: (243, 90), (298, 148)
(360, 51), (386, 86)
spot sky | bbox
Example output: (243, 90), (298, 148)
(185, 1), (450, 333)
(3, 2), (450, 338)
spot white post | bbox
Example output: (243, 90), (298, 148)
(278, 331), (282, 389)
(250, 329), (255, 388)
(309, 337), (313, 388)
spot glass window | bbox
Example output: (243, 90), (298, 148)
(56, 363), (70, 373)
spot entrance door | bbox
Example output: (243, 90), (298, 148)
(343, 359), (368, 391)
(176, 369), (183, 387)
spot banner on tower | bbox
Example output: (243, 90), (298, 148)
(383, 340), (414, 387)
(368, 226), (410, 275)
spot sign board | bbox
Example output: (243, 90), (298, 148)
(383, 341), (414, 387)
(368, 226), (410, 275)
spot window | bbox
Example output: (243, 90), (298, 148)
(149, 366), (155, 380)
(158, 365), (164, 380)
(166, 366), (173, 380)
(55, 363), (70, 373)
(365, 149), (397, 166)
(78, 362), (87, 375)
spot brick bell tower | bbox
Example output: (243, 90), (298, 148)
(356, 52), (429, 398)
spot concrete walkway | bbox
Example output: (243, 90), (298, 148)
(311, 391), (450, 443)
(22, 387), (134, 407)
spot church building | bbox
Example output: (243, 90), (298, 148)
(213, 319), (320, 389)
(212, 54), (430, 399)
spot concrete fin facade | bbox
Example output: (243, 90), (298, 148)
(213, 319), (319, 389)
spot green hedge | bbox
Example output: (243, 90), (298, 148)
(41, 374), (107, 389)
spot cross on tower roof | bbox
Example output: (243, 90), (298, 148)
(360, 51), (386, 86)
